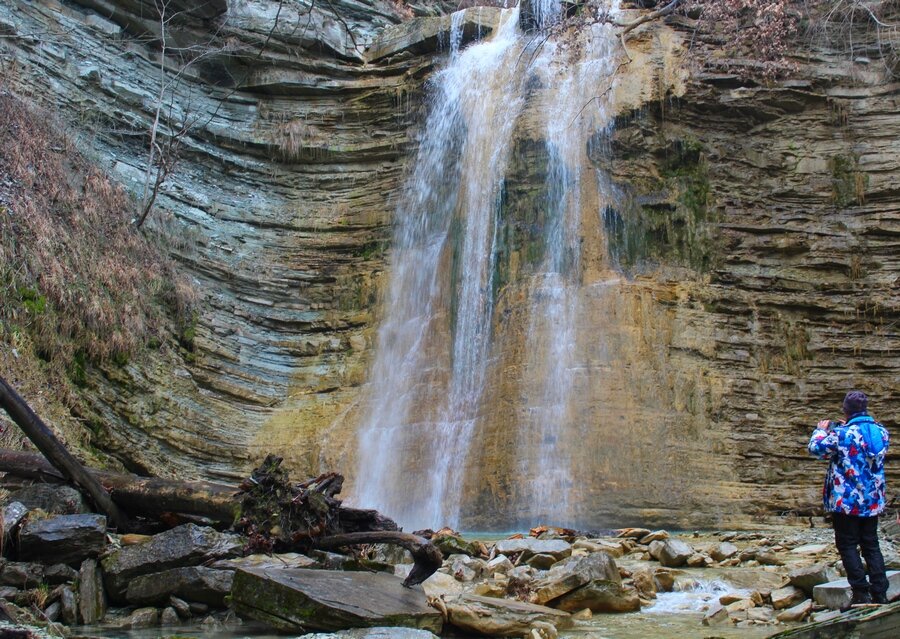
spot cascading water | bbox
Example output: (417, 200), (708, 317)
(354, 9), (528, 529)
(355, 1), (623, 530)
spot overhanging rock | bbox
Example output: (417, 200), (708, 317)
(366, 7), (502, 62)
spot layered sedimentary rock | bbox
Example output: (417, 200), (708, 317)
(0, 1), (896, 528)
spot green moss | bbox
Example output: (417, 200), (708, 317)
(18, 287), (47, 315)
(829, 153), (867, 208)
(69, 351), (88, 387)
(606, 137), (718, 273)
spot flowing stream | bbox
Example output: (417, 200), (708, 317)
(355, 1), (622, 530)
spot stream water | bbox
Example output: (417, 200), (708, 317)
(354, 0), (625, 532)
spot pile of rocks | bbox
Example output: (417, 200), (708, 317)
(0, 485), (245, 634)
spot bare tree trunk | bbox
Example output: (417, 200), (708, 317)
(0, 376), (128, 529)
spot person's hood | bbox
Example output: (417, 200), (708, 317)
(847, 414), (886, 457)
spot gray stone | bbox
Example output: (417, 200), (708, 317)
(527, 553), (558, 570)
(771, 585), (806, 610)
(710, 542), (739, 562)
(813, 570), (900, 610)
(776, 598), (813, 623)
(44, 563), (78, 585)
(231, 566), (442, 633)
(124, 606), (159, 629)
(189, 601), (209, 615)
(788, 563), (838, 596)
(0, 586), (18, 599)
(126, 566), (234, 607)
(160, 606), (180, 625)
(790, 543), (829, 555)
(8, 485), (88, 515)
(1, 502), (28, 534)
(702, 602), (729, 626)
(657, 539), (694, 568)
(60, 586), (78, 625)
(485, 554), (514, 575)
(44, 600), (61, 622)
(444, 593), (572, 637)
(211, 552), (319, 572)
(494, 538), (572, 560)
(0, 562), (44, 587)
(18, 514), (107, 565)
(533, 552), (620, 605)
(553, 580), (641, 613)
(433, 534), (480, 558)
(78, 558), (106, 625)
(101, 524), (242, 600)
(169, 595), (191, 619)
(756, 550), (785, 566)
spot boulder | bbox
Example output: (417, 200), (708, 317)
(616, 528), (652, 539)
(494, 538), (572, 561)
(78, 558), (106, 625)
(8, 485), (88, 515)
(447, 554), (485, 582)
(231, 566), (442, 633)
(776, 598), (813, 623)
(59, 585), (78, 625)
(702, 602), (729, 626)
(160, 606), (180, 625)
(532, 553), (620, 605)
(710, 542), (739, 562)
(472, 579), (507, 598)
(101, 524), (242, 600)
(788, 563), (838, 596)
(170, 596), (191, 619)
(420, 571), (465, 598)
(444, 593), (572, 637)
(631, 568), (657, 599)
(1, 502), (28, 537)
(756, 550), (785, 566)
(553, 581), (641, 613)
(122, 606), (159, 629)
(0, 562), (44, 588)
(126, 566), (234, 607)
(657, 540), (693, 568)
(653, 569), (676, 592)
(813, 570), (900, 609)
(527, 554), (558, 570)
(485, 554), (514, 575)
(44, 563), (78, 585)
(433, 534), (481, 558)
(771, 585), (806, 610)
(17, 514), (107, 565)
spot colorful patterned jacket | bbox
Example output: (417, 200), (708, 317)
(808, 413), (890, 516)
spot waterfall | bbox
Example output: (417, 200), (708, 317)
(355, 1), (622, 530)
(355, 9), (527, 529)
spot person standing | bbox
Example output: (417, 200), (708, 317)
(808, 390), (891, 606)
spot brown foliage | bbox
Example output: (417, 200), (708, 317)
(0, 88), (197, 373)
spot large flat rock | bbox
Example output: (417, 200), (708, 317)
(813, 571), (900, 609)
(126, 566), (233, 607)
(231, 567), (442, 633)
(767, 600), (900, 638)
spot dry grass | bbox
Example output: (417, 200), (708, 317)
(0, 88), (197, 375)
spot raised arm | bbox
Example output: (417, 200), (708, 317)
(808, 419), (839, 459)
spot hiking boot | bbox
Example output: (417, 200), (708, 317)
(841, 589), (873, 611)
(871, 590), (889, 605)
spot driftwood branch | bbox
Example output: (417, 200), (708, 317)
(0, 376), (128, 529)
(616, 0), (683, 35)
(312, 531), (443, 587)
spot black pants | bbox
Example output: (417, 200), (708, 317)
(832, 512), (889, 596)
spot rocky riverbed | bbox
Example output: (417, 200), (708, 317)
(2, 482), (899, 639)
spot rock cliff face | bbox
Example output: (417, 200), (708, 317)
(0, 1), (896, 527)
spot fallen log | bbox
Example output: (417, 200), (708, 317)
(0, 375), (127, 529)
(0, 449), (443, 585)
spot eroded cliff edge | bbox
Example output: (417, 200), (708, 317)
(0, 1), (896, 528)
